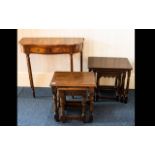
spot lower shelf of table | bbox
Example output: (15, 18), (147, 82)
(54, 100), (93, 123)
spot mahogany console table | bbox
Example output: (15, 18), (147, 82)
(19, 38), (84, 97)
(88, 57), (133, 103)
(50, 72), (96, 122)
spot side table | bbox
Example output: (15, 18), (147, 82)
(88, 57), (133, 103)
(19, 37), (84, 97)
(50, 72), (96, 122)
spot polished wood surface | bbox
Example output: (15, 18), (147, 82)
(51, 72), (96, 87)
(20, 38), (84, 54)
(88, 57), (132, 103)
(88, 57), (132, 70)
(20, 38), (84, 46)
(50, 72), (96, 122)
(19, 38), (84, 97)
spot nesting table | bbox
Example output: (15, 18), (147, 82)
(50, 72), (96, 122)
(88, 57), (132, 103)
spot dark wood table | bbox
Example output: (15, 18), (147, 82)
(50, 72), (96, 122)
(19, 38), (84, 97)
(88, 57), (133, 103)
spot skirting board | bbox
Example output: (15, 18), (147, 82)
(18, 72), (135, 89)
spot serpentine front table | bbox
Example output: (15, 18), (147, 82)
(19, 38), (84, 97)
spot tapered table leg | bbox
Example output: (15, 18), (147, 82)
(70, 53), (73, 72)
(80, 51), (83, 72)
(26, 54), (35, 98)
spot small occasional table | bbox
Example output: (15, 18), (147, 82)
(50, 72), (96, 122)
(88, 57), (133, 103)
(19, 38), (84, 97)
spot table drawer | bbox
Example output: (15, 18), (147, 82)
(50, 46), (74, 54)
(29, 47), (49, 54)
(27, 45), (80, 54)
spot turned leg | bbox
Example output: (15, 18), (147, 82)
(89, 69), (96, 101)
(89, 88), (94, 122)
(115, 76), (119, 101)
(52, 87), (59, 121)
(117, 74), (122, 101)
(70, 53), (73, 72)
(120, 72), (126, 103)
(59, 91), (66, 123)
(115, 76), (117, 88)
(124, 70), (131, 103)
(70, 53), (75, 99)
(80, 51), (83, 72)
(96, 73), (100, 101)
(81, 93), (86, 123)
(26, 54), (35, 98)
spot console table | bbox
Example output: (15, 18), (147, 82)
(19, 38), (84, 97)
(88, 57), (133, 103)
(50, 72), (96, 122)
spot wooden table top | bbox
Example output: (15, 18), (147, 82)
(50, 72), (96, 87)
(88, 57), (132, 70)
(19, 38), (84, 46)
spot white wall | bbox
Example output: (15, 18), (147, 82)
(17, 29), (135, 89)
